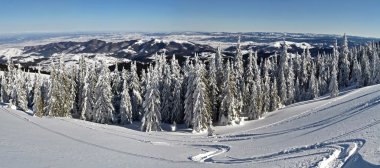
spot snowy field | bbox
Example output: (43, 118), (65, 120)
(1, 84), (380, 168)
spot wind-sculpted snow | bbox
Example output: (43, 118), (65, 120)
(1, 84), (380, 168)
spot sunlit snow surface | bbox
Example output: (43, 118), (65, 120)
(1, 84), (380, 168)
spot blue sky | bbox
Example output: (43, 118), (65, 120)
(0, 0), (379, 37)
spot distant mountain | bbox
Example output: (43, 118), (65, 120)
(0, 32), (379, 71)
(21, 39), (215, 61)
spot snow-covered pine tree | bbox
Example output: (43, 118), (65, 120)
(329, 53), (339, 98)
(338, 34), (350, 88)
(141, 64), (162, 132)
(15, 65), (28, 111)
(120, 68), (133, 125)
(183, 57), (195, 127)
(351, 52), (363, 88)
(308, 63), (319, 99)
(294, 77), (301, 102)
(170, 55), (183, 123)
(286, 56), (295, 105)
(278, 40), (288, 104)
(233, 37), (244, 121)
(244, 51), (258, 120)
(219, 60), (239, 125)
(25, 70), (34, 108)
(261, 59), (271, 113)
(75, 56), (87, 118)
(371, 48), (380, 84)
(129, 61), (143, 121)
(93, 62), (116, 124)
(111, 62), (123, 120)
(269, 76), (280, 111)
(46, 61), (58, 116)
(360, 47), (371, 86)
(33, 68), (45, 117)
(207, 54), (219, 122)
(1, 58), (15, 103)
(191, 61), (211, 132)
(160, 63), (172, 123)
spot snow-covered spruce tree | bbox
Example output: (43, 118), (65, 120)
(261, 59), (271, 113)
(286, 56), (295, 105)
(233, 36), (244, 117)
(243, 51), (258, 120)
(46, 58), (76, 117)
(83, 64), (97, 121)
(219, 60), (239, 125)
(183, 57), (195, 127)
(120, 69), (133, 125)
(360, 47), (371, 86)
(329, 54), (339, 98)
(46, 62), (58, 116)
(269, 77), (280, 112)
(307, 63), (319, 99)
(338, 34), (350, 88)
(74, 56), (87, 118)
(1, 58), (14, 103)
(33, 68), (45, 117)
(351, 52), (363, 88)
(25, 71), (34, 108)
(15, 65), (28, 111)
(111, 62), (123, 120)
(170, 55), (184, 123)
(141, 64), (162, 132)
(294, 77), (301, 102)
(207, 54), (219, 122)
(93, 62), (116, 124)
(191, 61), (211, 132)
(317, 53), (328, 95)
(278, 40), (288, 104)
(160, 63), (172, 123)
(371, 48), (380, 85)
(129, 61), (142, 121)
(252, 52), (263, 115)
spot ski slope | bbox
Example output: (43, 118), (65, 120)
(1, 84), (380, 168)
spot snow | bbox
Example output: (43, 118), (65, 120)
(0, 48), (24, 57)
(270, 41), (313, 49)
(1, 84), (380, 167)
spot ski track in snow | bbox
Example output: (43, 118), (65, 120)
(2, 85), (380, 167)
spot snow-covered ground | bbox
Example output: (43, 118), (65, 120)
(1, 84), (380, 168)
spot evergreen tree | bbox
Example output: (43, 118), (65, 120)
(170, 55), (183, 123)
(184, 58), (195, 127)
(33, 68), (45, 117)
(244, 51), (258, 120)
(191, 62), (211, 132)
(93, 62), (115, 124)
(308, 63), (319, 99)
(261, 59), (270, 113)
(338, 34), (350, 88)
(278, 40), (288, 104)
(351, 53), (363, 88)
(286, 57), (295, 105)
(329, 55), (339, 98)
(141, 64), (162, 132)
(120, 69), (133, 125)
(207, 55), (219, 122)
(219, 61), (239, 125)
(111, 62), (123, 120)
(269, 77), (280, 111)
(160, 63), (172, 123)
(129, 61), (143, 121)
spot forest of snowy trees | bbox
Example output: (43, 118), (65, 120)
(1, 34), (380, 133)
